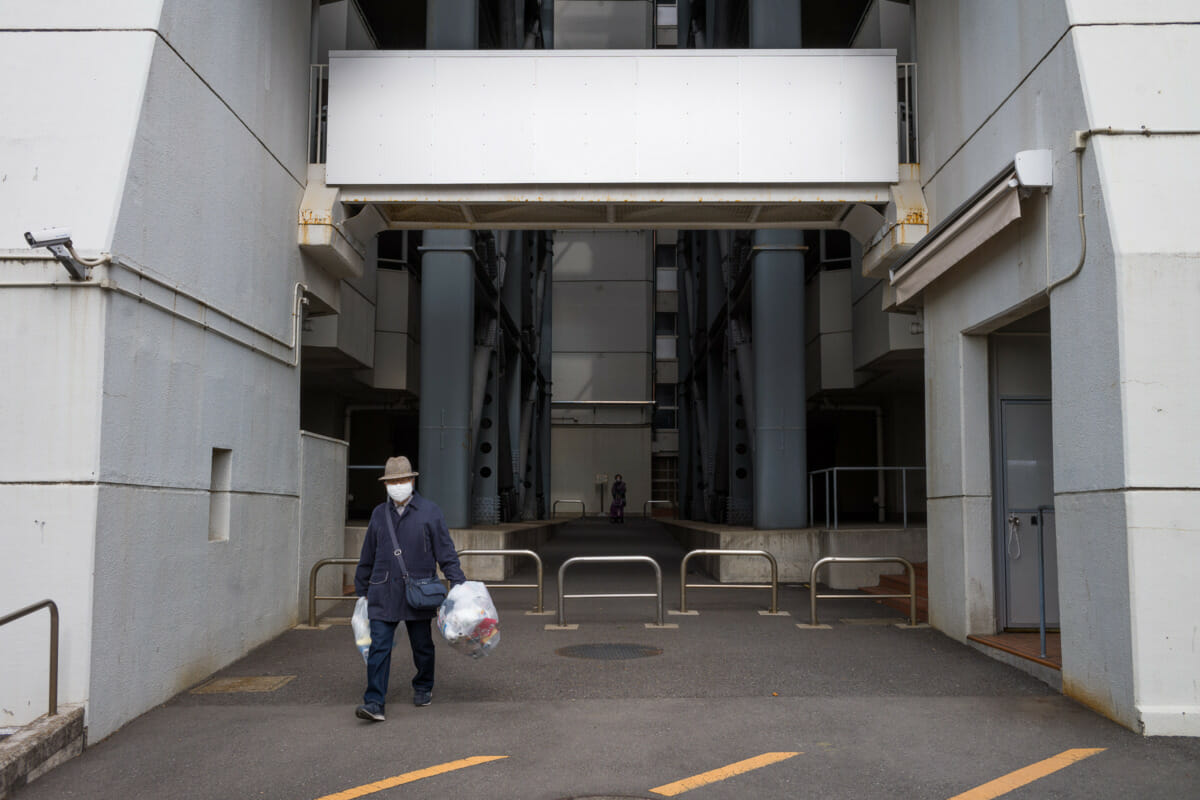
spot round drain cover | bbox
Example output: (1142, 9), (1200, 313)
(554, 643), (663, 660)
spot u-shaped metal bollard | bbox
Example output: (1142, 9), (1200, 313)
(556, 555), (664, 626)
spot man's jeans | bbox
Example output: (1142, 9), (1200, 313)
(364, 618), (435, 707)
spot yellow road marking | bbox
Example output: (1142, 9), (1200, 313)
(947, 748), (1106, 800)
(650, 751), (801, 797)
(314, 756), (507, 800)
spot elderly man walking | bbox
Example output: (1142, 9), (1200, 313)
(354, 456), (466, 722)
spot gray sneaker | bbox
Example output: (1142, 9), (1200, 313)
(413, 690), (432, 707)
(355, 703), (385, 721)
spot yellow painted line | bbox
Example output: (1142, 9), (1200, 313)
(314, 756), (507, 800)
(650, 751), (801, 797)
(947, 748), (1106, 800)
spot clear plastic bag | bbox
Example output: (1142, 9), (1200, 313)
(351, 596), (371, 663)
(436, 581), (500, 659)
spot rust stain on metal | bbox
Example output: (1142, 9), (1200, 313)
(902, 209), (927, 225)
(299, 209), (333, 225)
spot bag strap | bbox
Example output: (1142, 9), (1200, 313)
(382, 505), (411, 580)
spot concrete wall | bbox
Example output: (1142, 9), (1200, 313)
(0, 1), (325, 740)
(915, 2), (1200, 734)
(298, 433), (350, 617)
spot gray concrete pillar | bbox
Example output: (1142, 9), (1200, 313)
(427, 0), (477, 49)
(419, 230), (475, 527)
(749, 0), (801, 49)
(751, 230), (806, 529)
(420, 1), (477, 527)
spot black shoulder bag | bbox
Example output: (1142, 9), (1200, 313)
(382, 505), (448, 610)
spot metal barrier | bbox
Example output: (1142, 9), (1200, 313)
(458, 549), (545, 614)
(642, 499), (676, 519)
(808, 556), (917, 626)
(0, 599), (59, 717)
(808, 466), (925, 529)
(307, 558), (358, 627)
(557, 556), (664, 626)
(679, 550), (779, 614)
(552, 499), (585, 519)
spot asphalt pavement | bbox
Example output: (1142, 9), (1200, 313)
(14, 518), (1200, 800)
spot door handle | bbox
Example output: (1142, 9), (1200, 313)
(1006, 514), (1022, 560)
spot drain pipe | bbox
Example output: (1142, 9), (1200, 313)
(1049, 127), (1200, 294)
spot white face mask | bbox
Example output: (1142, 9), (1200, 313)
(386, 482), (413, 504)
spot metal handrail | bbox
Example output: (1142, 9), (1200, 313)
(0, 599), (59, 717)
(307, 558), (358, 627)
(552, 499), (585, 518)
(679, 550), (778, 613)
(808, 556), (917, 626)
(808, 466), (925, 529)
(643, 499), (676, 518)
(457, 549), (545, 614)
(557, 555), (664, 626)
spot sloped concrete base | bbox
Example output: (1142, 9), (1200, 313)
(0, 706), (85, 800)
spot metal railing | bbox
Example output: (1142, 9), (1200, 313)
(808, 466), (925, 529)
(306, 558), (358, 627)
(0, 599), (59, 717)
(557, 556), (664, 626)
(643, 499), (676, 518)
(458, 549), (545, 614)
(808, 556), (917, 627)
(679, 550), (779, 614)
(552, 499), (586, 518)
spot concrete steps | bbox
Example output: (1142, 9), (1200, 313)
(0, 707), (84, 799)
(860, 562), (928, 622)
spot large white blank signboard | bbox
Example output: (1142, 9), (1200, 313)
(326, 50), (898, 186)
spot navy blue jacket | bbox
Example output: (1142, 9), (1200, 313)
(354, 493), (466, 622)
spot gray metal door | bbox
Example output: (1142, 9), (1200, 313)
(999, 399), (1059, 629)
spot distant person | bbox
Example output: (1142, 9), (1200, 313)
(353, 456), (466, 722)
(609, 473), (627, 524)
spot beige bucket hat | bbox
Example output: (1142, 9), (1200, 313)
(379, 455), (419, 481)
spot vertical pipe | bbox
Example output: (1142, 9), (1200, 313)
(748, 0), (804, 530)
(540, 0), (554, 49)
(749, 0), (801, 48)
(704, 231), (724, 520)
(420, 0), (477, 527)
(676, 247), (693, 519)
(537, 234), (554, 517)
(419, 231), (475, 528)
(677, 0), (692, 48)
(751, 231), (807, 529)
(49, 602), (58, 716)
(428, 0), (478, 49)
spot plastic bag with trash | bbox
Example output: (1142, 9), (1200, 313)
(351, 596), (371, 663)
(436, 581), (500, 659)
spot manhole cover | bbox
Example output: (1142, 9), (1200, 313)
(554, 643), (662, 660)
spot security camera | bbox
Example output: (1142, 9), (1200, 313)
(24, 227), (73, 248)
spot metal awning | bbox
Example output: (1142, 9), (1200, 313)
(888, 166), (1021, 308)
